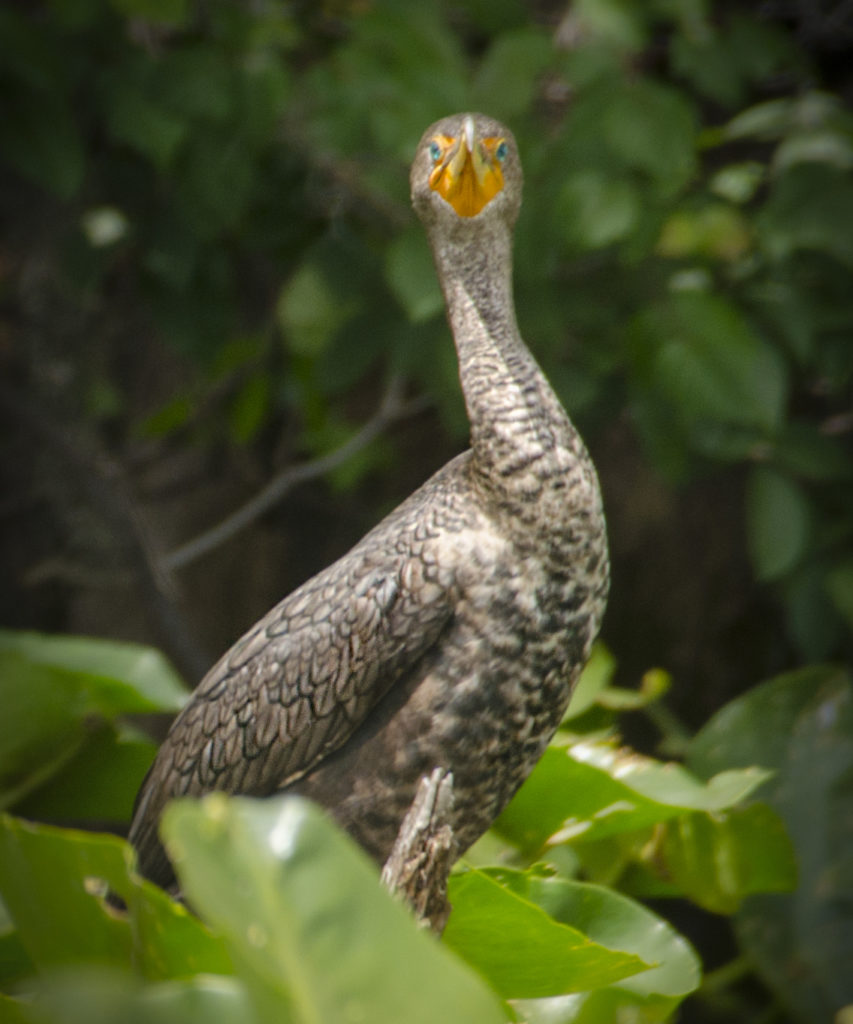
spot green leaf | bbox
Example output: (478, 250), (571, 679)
(176, 131), (257, 236)
(384, 227), (443, 324)
(0, 893), (33, 987)
(563, 643), (617, 720)
(277, 262), (356, 358)
(657, 203), (751, 261)
(24, 969), (254, 1024)
(495, 741), (771, 852)
(658, 803), (797, 914)
(228, 372), (272, 445)
(444, 868), (651, 998)
(162, 794), (506, 1024)
(0, 815), (231, 979)
(105, 82), (187, 169)
(758, 163), (853, 269)
(774, 129), (853, 174)
(745, 466), (812, 581)
(558, 173), (640, 250)
(0, 631), (187, 714)
(825, 558), (853, 630)
(0, 993), (34, 1024)
(0, 652), (93, 811)
(0, 88), (85, 199)
(156, 47), (235, 123)
(13, 724), (156, 824)
(689, 665), (853, 1022)
(108, 0), (189, 24)
(632, 292), (788, 435)
(710, 161), (765, 204)
(723, 97), (794, 141)
(602, 79), (697, 194)
(492, 870), (701, 1023)
(471, 28), (554, 121)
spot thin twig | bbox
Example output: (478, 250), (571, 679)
(163, 376), (428, 572)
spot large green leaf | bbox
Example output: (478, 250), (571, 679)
(161, 794), (506, 1024)
(657, 802), (797, 913)
(443, 868), (651, 998)
(0, 631), (187, 714)
(481, 870), (700, 1024)
(14, 970), (253, 1024)
(0, 652), (94, 811)
(0, 632), (183, 811)
(689, 666), (853, 1023)
(0, 992), (34, 1024)
(0, 892), (33, 987)
(0, 815), (231, 980)
(494, 740), (771, 851)
(13, 724), (156, 824)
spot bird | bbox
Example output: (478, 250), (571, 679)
(128, 112), (609, 891)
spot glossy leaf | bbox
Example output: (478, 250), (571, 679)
(0, 815), (231, 980)
(20, 970), (253, 1024)
(689, 666), (853, 1022)
(0, 632), (183, 812)
(0, 631), (187, 714)
(13, 724), (157, 824)
(486, 869), (700, 1024)
(161, 794), (506, 1024)
(563, 643), (617, 720)
(495, 740), (771, 851)
(444, 868), (650, 998)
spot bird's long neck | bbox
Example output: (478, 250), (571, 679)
(430, 222), (589, 510)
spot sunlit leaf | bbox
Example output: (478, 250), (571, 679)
(0, 631), (187, 713)
(0, 815), (231, 979)
(444, 868), (650, 998)
(495, 740), (771, 852)
(23, 969), (253, 1024)
(496, 869), (700, 1023)
(162, 794), (506, 1024)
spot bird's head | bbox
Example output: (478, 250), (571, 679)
(410, 113), (522, 232)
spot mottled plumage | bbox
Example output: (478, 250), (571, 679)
(129, 113), (609, 889)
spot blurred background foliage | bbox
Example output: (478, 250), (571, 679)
(1, 0), (852, 1022)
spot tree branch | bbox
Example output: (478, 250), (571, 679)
(163, 375), (428, 572)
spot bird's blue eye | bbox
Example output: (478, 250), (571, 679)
(429, 141), (442, 163)
(496, 140), (508, 162)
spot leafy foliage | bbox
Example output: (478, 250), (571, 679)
(2, 1), (852, 1022)
(0, 632), (839, 1024)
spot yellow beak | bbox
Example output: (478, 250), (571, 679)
(428, 117), (505, 218)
